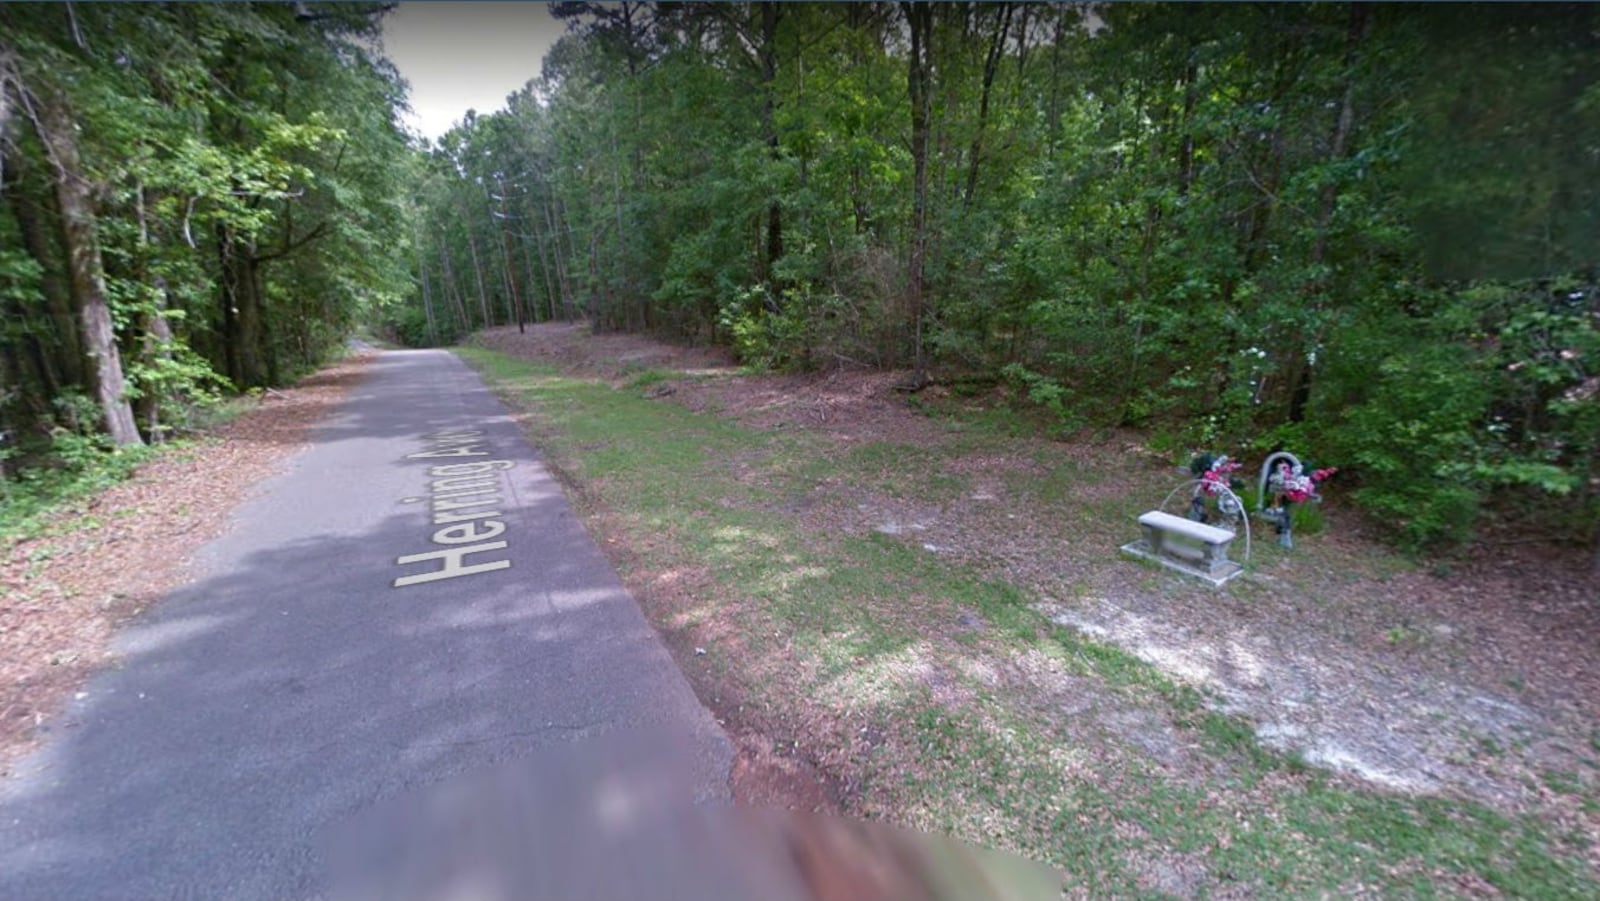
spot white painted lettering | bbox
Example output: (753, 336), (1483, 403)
(431, 476), (496, 491)
(393, 541), (511, 587)
(397, 432), (515, 588)
(406, 445), (488, 459)
(432, 520), (507, 545)
(429, 460), (514, 477)
(432, 508), (502, 525)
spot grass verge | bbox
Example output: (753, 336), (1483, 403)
(458, 344), (1598, 899)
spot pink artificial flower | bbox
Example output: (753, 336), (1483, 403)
(1199, 456), (1242, 497)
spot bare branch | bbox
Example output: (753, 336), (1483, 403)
(253, 220), (330, 264)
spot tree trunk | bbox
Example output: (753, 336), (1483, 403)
(542, 196), (573, 319)
(962, 4), (1012, 209)
(140, 284), (173, 439)
(901, 1), (933, 386)
(3, 154), (84, 388)
(528, 193), (558, 322)
(560, 197), (583, 319)
(1176, 57), (1199, 197)
(412, 231), (437, 344)
(218, 226), (268, 389)
(0, 342), (14, 482)
(134, 185), (174, 439)
(464, 219), (491, 329)
(1046, 12), (1067, 157)
(759, 1), (784, 294)
(605, 106), (631, 328)
(493, 176), (526, 333)
(588, 229), (602, 324)
(1288, 1), (1370, 423)
(35, 92), (142, 445)
(524, 243), (543, 325)
(439, 239), (468, 333)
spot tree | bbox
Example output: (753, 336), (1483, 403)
(902, 0), (934, 388)
(0, 1), (411, 475)
(392, 1), (1598, 554)
(2, 40), (140, 445)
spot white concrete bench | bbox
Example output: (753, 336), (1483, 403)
(1122, 510), (1242, 586)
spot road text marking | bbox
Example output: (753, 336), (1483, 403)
(393, 429), (514, 587)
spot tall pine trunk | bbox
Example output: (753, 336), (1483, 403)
(542, 195), (573, 319)
(464, 219), (491, 328)
(962, 4), (1012, 209)
(902, 1), (933, 387)
(134, 185), (174, 439)
(759, 1), (784, 295)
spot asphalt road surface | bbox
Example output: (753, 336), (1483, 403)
(0, 350), (738, 899)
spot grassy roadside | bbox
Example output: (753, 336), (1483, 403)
(459, 343), (1598, 899)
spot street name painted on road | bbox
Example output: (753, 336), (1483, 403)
(393, 429), (513, 588)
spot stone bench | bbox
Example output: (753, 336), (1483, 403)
(1120, 510), (1243, 586)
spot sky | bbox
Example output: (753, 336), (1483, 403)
(382, 2), (566, 141)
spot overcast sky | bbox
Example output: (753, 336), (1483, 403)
(382, 2), (565, 141)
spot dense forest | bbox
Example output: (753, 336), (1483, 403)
(3, 2), (1597, 560)
(0, 3), (410, 458)
(405, 1), (1600, 557)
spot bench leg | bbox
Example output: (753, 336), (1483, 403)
(1141, 523), (1164, 555)
(1202, 541), (1232, 574)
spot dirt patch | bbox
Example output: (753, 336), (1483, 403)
(686, 369), (957, 447)
(474, 323), (1600, 851)
(729, 732), (840, 812)
(0, 353), (372, 775)
(474, 322), (735, 382)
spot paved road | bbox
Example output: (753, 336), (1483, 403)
(0, 350), (736, 899)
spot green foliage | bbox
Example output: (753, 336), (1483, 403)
(719, 287), (801, 370)
(0, 437), (160, 543)
(1311, 277), (1600, 549)
(389, 304), (462, 348)
(0, 1), (410, 473)
(999, 363), (1084, 433)
(396, 3), (1600, 556)
(1330, 343), (1491, 548)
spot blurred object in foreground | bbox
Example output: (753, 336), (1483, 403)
(327, 725), (1060, 900)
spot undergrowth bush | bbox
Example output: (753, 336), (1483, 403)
(1, 442), (161, 542)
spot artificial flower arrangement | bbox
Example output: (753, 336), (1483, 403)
(1262, 459), (1337, 548)
(1267, 460), (1338, 505)
(1187, 452), (1246, 527)
(1181, 452), (1338, 549)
